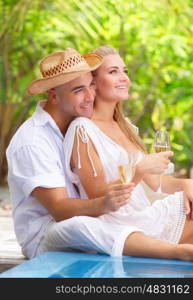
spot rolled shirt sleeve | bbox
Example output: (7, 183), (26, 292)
(10, 144), (66, 197)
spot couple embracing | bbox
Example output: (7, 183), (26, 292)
(6, 46), (193, 261)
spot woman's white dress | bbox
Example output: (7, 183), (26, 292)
(64, 117), (186, 246)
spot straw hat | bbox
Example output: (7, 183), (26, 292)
(28, 48), (103, 95)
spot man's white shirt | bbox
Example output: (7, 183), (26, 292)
(6, 101), (78, 258)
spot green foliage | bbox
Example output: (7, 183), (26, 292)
(0, 0), (193, 184)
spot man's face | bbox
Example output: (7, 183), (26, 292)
(55, 72), (95, 118)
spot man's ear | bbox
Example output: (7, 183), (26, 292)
(48, 88), (58, 104)
(92, 77), (98, 91)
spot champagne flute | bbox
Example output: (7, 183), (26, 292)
(153, 130), (171, 153)
(118, 155), (136, 184)
(153, 130), (174, 174)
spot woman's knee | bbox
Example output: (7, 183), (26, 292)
(179, 217), (193, 244)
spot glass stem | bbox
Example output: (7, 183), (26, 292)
(157, 174), (163, 193)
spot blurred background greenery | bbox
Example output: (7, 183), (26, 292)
(0, 0), (193, 186)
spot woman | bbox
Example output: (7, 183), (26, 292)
(64, 46), (193, 260)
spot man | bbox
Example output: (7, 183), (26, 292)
(6, 48), (133, 259)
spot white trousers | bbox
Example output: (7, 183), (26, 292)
(36, 216), (141, 257)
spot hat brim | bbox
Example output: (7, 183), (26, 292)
(28, 53), (103, 95)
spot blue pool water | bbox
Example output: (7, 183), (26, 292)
(1, 252), (193, 278)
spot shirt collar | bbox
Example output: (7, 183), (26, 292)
(33, 100), (64, 140)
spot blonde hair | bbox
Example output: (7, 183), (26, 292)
(92, 46), (146, 152)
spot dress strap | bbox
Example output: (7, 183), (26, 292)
(76, 125), (97, 177)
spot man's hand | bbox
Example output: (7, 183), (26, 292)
(136, 151), (174, 176)
(182, 179), (193, 220)
(102, 183), (135, 213)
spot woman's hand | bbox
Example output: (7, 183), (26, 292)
(103, 183), (135, 213)
(136, 151), (173, 177)
(182, 179), (193, 219)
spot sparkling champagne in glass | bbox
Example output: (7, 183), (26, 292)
(153, 130), (174, 174)
(118, 154), (136, 184)
(153, 131), (171, 153)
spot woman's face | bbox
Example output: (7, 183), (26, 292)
(94, 54), (131, 103)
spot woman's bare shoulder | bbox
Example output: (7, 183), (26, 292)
(68, 117), (94, 129)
